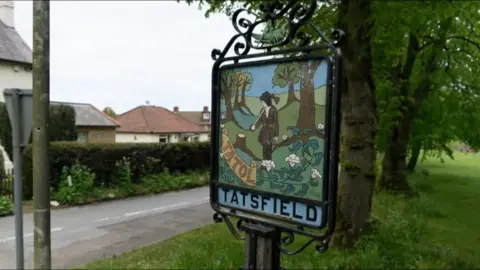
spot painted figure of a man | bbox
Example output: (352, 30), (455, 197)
(250, 91), (280, 160)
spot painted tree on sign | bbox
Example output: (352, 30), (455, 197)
(297, 61), (321, 133)
(238, 72), (253, 107)
(272, 63), (301, 103)
(220, 70), (236, 121)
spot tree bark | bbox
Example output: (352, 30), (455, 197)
(407, 141), (421, 172)
(296, 61), (320, 133)
(331, 0), (377, 249)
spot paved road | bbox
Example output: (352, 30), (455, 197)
(0, 186), (213, 269)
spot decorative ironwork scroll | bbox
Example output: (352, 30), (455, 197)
(210, 0), (344, 258)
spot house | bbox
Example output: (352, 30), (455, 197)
(173, 106), (211, 136)
(0, 1), (32, 172)
(115, 105), (209, 143)
(51, 102), (120, 143)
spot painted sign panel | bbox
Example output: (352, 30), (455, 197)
(216, 58), (330, 227)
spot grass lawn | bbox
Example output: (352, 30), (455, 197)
(80, 153), (480, 269)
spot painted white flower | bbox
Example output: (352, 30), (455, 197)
(220, 153), (224, 158)
(261, 160), (276, 171)
(282, 135), (288, 140)
(317, 123), (325, 130)
(220, 124), (225, 128)
(285, 154), (300, 167)
(311, 168), (322, 179)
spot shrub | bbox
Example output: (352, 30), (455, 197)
(141, 170), (209, 194)
(23, 141), (210, 199)
(0, 195), (13, 216)
(111, 156), (135, 195)
(52, 163), (95, 205)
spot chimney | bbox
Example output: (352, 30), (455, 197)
(173, 106), (179, 113)
(203, 106), (209, 112)
(0, 1), (14, 28)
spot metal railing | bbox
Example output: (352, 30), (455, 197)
(0, 168), (14, 200)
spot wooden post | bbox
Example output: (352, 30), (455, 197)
(32, 1), (51, 269)
(241, 222), (281, 270)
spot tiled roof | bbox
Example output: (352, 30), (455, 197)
(115, 106), (206, 134)
(0, 21), (32, 64)
(51, 101), (120, 127)
(177, 111), (211, 130)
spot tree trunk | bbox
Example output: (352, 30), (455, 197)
(225, 102), (233, 121)
(233, 89), (240, 109)
(407, 141), (421, 172)
(224, 91), (234, 121)
(287, 80), (297, 103)
(378, 112), (413, 192)
(296, 61), (319, 133)
(331, 0), (377, 249)
(240, 87), (247, 107)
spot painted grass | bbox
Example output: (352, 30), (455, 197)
(80, 153), (480, 269)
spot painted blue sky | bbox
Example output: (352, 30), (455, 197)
(232, 60), (328, 97)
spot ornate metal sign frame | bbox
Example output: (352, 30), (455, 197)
(210, 0), (344, 255)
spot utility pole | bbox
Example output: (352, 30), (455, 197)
(32, 1), (51, 269)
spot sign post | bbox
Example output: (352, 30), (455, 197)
(209, 1), (344, 269)
(3, 88), (33, 270)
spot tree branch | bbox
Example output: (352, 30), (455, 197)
(401, 33), (419, 83)
(448, 36), (480, 51)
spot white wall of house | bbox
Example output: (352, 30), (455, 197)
(0, 62), (32, 103)
(116, 132), (209, 143)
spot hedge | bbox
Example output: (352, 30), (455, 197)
(22, 141), (211, 199)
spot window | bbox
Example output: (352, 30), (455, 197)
(77, 132), (88, 143)
(134, 136), (137, 140)
(193, 136), (200, 142)
(202, 112), (210, 120)
(159, 136), (168, 143)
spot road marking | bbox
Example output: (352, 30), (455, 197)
(0, 227), (63, 243)
(123, 201), (191, 217)
(93, 197), (211, 221)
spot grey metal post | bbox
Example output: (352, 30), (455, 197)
(33, 0), (51, 269)
(11, 89), (24, 270)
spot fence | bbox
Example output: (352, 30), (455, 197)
(0, 168), (14, 200)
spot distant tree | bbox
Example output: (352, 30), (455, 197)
(0, 103), (12, 161)
(49, 105), (77, 142)
(0, 103), (76, 160)
(103, 107), (116, 117)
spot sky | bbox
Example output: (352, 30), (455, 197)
(14, 1), (237, 114)
(231, 61), (328, 97)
